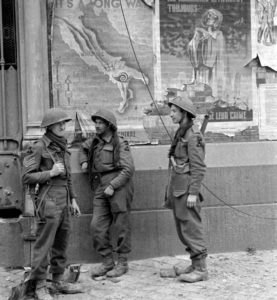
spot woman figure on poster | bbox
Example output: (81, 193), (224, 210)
(188, 8), (226, 100)
(164, 95), (208, 283)
(256, 0), (277, 45)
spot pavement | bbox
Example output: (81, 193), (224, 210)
(2, 250), (277, 300)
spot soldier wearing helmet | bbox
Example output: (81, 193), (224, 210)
(22, 108), (81, 299)
(79, 108), (135, 278)
(165, 95), (208, 283)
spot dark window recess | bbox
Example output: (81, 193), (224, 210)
(0, 208), (21, 218)
(2, 0), (17, 70)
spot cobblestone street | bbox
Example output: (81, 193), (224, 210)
(2, 250), (277, 300)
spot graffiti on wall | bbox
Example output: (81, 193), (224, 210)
(158, 0), (253, 122)
(52, 0), (154, 143)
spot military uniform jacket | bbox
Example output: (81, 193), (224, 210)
(79, 134), (135, 189)
(169, 125), (206, 199)
(22, 135), (76, 200)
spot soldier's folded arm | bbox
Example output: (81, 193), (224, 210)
(22, 142), (52, 185)
(79, 137), (93, 166)
(67, 165), (77, 200)
(109, 138), (135, 189)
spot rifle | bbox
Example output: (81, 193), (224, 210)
(200, 114), (209, 135)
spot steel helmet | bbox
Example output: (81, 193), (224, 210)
(91, 109), (117, 130)
(41, 108), (72, 128)
(168, 95), (196, 118)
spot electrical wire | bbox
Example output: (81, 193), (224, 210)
(119, 0), (277, 221)
(202, 183), (277, 221)
(119, 0), (173, 142)
(141, 0), (154, 8)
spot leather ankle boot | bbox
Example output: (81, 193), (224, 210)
(51, 273), (82, 294)
(106, 254), (128, 277)
(178, 258), (208, 283)
(91, 254), (115, 278)
(35, 279), (53, 300)
(174, 260), (195, 276)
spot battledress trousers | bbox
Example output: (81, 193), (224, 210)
(79, 134), (134, 259)
(166, 125), (208, 281)
(22, 135), (76, 281)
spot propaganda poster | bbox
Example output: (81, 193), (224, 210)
(159, 0), (254, 123)
(51, 0), (154, 143)
(254, 0), (277, 70)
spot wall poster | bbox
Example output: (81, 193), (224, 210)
(51, 0), (157, 144)
(254, 0), (277, 70)
(259, 83), (277, 139)
(159, 0), (254, 125)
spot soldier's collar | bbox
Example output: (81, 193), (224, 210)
(42, 135), (51, 147)
(41, 134), (70, 154)
(96, 133), (113, 143)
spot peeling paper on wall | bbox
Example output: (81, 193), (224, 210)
(206, 122), (252, 137)
(249, 54), (277, 72)
(256, 54), (277, 72)
(0, 215), (23, 224)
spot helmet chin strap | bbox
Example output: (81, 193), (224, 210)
(108, 123), (117, 132)
(99, 127), (113, 139)
(180, 112), (188, 125)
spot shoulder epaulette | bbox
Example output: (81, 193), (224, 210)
(191, 124), (200, 134)
(118, 135), (128, 143)
(27, 139), (42, 150)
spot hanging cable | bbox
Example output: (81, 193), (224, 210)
(141, 0), (154, 9)
(119, 0), (173, 142)
(119, 0), (277, 221)
(202, 183), (277, 221)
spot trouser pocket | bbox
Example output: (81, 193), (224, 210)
(171, 172), (190, 192)
(38, 195), (57, 219)
(110, 181), (133, 213)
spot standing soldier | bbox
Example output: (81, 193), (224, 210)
(165, 95), (208, 283)
(22, 108), (81, 300)
(79, 109), (135, 278)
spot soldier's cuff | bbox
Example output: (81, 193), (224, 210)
(110, 180), (119, 190)
(109, 183), (115, 190)
(45, 170), (52, 180)
(80, 159), (88, 165)
(70, 191), (77, 200)
(188, 186), (199, 196)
